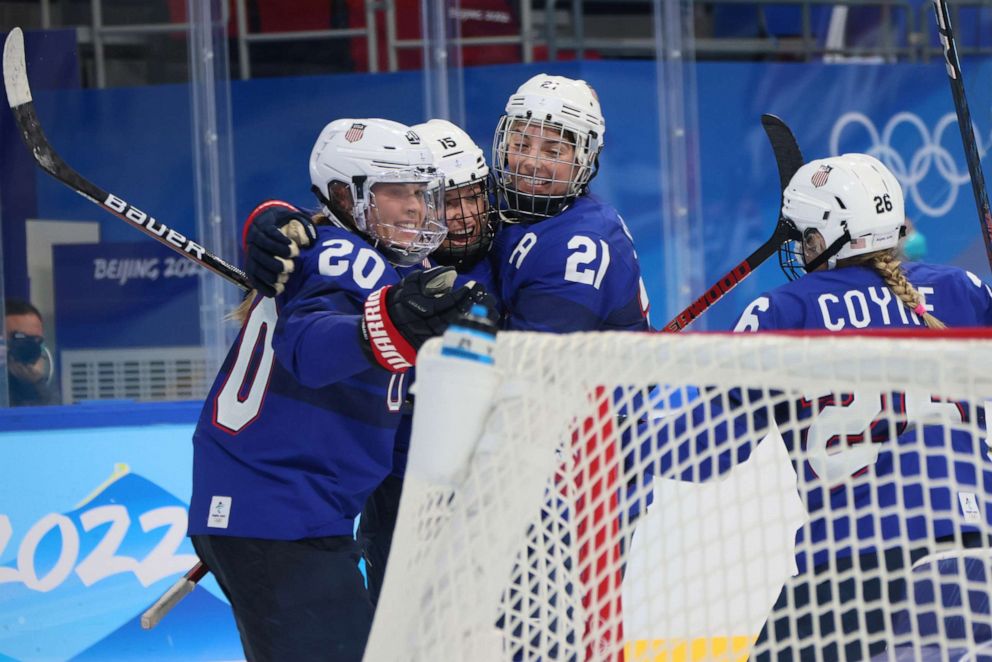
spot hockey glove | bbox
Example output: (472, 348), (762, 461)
(362, 266), (490, 373)
(457, 282), (501, 328)
(243, 200), (318, 297)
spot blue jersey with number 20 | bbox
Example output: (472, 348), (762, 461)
(189, 225), (407, 541)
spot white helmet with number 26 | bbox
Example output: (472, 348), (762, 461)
(779, 153), (905, 280)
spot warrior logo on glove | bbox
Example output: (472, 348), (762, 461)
(361, 266), (497, 373)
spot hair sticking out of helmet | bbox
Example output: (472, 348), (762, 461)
(413, 119), (497, 270)
(778, 153), (906, 280)
(778, 153), (945, 329)
(492, 74), (605, 220)
(309, 118), (447, 267)
(860, 249), (946, 329)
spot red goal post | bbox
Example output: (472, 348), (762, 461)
(366, 328), (992, 662)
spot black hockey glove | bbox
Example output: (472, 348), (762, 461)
(242, 200), (317, 297)
(361, 267), (495, 373)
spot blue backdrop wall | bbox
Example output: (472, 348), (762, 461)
(1, 55), (992, 660)
(6, 57), (990, 336)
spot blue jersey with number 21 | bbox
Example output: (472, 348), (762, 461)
(493, 193), (650, 333)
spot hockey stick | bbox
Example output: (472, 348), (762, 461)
(5, 26), (233, 625)
(2, 28), (250, 290)
(662, 114), (804, 332)
(932, 0), (992, 273)
(140, 562), (210, 629)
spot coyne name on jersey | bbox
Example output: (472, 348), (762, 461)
(735, 263), (992, 332)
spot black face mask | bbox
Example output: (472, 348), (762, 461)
(9, 332), (43, 364)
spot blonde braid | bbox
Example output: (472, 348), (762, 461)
(869, 250), (946, 329)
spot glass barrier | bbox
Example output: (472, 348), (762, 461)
(2, 2), (992, 661)
(0, 1), (990, 389)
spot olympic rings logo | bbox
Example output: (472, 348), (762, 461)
(829, 111), (991, 217)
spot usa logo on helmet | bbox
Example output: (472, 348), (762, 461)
(345, 123), (366, 143)
(811, 165), (833, 188)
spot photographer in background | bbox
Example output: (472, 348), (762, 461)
(5, 299), (58, 407)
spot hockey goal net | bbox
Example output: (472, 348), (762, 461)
(365, 330), (992, 662)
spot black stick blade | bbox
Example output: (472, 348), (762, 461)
(761, 114), (805, 192)
(661, 115), (805, 333)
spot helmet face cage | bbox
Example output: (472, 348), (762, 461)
(410, 118), (495, 268)
(777, 153), (905, 281)
(431, 176), (497, 270)
(493, 116), (595, 220)
(356, 169), (447, 267)
(778, 226), (819, 282)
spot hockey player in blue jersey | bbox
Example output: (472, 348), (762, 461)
(188, 118), (491, 662)
(734, 155), (982, 334)
(239, 118), (500, 607)
(417, 118), (498, 282)
(659, 152), (992, 660)
(491, 74), (650, 333)
(733, 153), (992, 661)
(358, 118), (500, 605)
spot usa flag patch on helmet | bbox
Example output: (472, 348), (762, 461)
(811, 164), (833, 188)
(345, 123), (366, 143)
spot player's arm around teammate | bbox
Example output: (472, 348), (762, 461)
(187, 118), (488, 662)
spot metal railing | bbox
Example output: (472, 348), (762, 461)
(916, 0), (992, 59)
(5, 0), (992, 87)
(550, 0), (992, 62)
(383, 0), (534, 69)
(232, 0), (379, 78)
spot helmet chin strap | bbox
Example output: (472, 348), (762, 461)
(585, 154), (601, 188)
(804, 230), (852, 274)
(311, 184), (334, 216)
(803, 223), (907, 274)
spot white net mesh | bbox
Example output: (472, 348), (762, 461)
(365, 330), (992, 662)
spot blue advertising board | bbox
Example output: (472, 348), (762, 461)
(52, 242), (202, 350)
(17, 57), (992, 333)
(0, 402), (242, 661)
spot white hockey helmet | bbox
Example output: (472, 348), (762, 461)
(779, 153), (905, 280)
(415, 119), (489, 187)
(413, 119), (496, 269)
(492, 74), (605, 219)
(309, 118), (446, 267)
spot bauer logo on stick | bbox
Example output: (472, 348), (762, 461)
(345, 122), (366, 143)
(811, 164), (833, 188)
